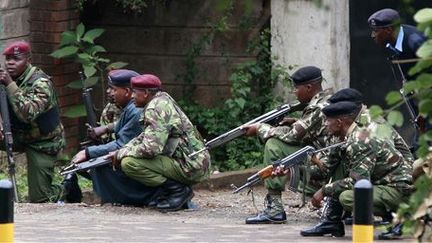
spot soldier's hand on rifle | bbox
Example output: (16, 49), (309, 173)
(272, 165), (289, 176)
(243, 123), (259, 136)
(311, 188), (324, 208)
(87, 124), (108, 141)
(310, 155), (325, 171)
(278, 117), (297, 126)
(0, 67), (13, 86)
(106, 151), (120, 169)
(71, 150), (87, 164)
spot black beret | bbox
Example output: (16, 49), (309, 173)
(108, 69), (139, 87)
(291, 66), (322, 85)
(328, 88), (363, 105)
(322, 101), (360, 118)
(368, 8), (400, 29)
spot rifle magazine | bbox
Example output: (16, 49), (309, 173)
(288, 165), (301, 192)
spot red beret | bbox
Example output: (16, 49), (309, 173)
(131, 74), (162, 89)
(3, 41), (31, 56)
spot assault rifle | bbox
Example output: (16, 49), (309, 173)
(232, 142), (345, 194)
(80, 71), (99, 147)
(0, 83), (19, 202)
(188, 102), (306, 158)
(60, 155), (111, 176)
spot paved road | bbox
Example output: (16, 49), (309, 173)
(12, 189), (413, 242)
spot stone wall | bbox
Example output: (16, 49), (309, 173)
(83, 0), (270, 106)
(271, 0), (350, 92)
(0, 0), (30, 64)
(29, 0), (81, 151)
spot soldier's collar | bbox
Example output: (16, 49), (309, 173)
(346, 122), (358, 137)
(15, 64), (32, 83)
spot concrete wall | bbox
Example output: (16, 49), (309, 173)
(0, 0), (30, 64)
(271, 0), (350, 91)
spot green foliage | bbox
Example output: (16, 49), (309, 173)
(386, 7), (432, 241)
(74, 0), (166, 13)
(179, 28), (293, 171)
(51, 23), (127, 118)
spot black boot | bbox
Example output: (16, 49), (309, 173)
(300, 199), (345, 237)
(378, 223), (403, 240)
(62, 173), (82, 203)
(156, 179), (194, 211)
(245, 194), (287, 224)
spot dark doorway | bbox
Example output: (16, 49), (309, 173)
(349, 0), (431, 146)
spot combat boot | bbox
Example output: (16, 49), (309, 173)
(62, 173), (82, 203)
(156, 179), (194, 211)
(300, 198), (345, 237)
(245, 193), (287, 224)
(378, 223), (403, 240)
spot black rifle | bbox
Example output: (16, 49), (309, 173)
(232, 142), (345, 194)
(0, 84), (19, 202)
(79, 71), (99, 147)
(60, 155), (111, 176)
(386, 43), (420, 133)
(188, 102), (306, 158)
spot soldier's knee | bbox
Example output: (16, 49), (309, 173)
(120, 157), (136, 175)
(339, 190), (354, 211)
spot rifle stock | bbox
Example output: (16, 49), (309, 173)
(0, 84), (19, 201)
(188, 102), (305, 158)
(60, 155), (112, 176)
(232, 142), (345, 194)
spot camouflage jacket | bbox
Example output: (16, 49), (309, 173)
(117, 92), (210, 179)
(5, 65), (65, 154)
(99, 101), (122, 141)
(309, 105), (414, 180)
(100, 101), (122, 126)
(356, 105), (414, 162)
(256, 89), (332, 148)
(322, 123), (413, 198)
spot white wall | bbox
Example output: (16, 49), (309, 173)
(271, 0), (350, 94)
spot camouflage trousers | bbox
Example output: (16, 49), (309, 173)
(330, 162), (408, 216)
(26, 147), (63, 203)
(121, 155), (203, 187)
(338, 185), (407, 216)
(263, 138), (332, 196)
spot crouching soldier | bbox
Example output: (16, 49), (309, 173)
(71, 69), (160, 205)
(108, 74), (211, 211)
(301, 101), (413, 237)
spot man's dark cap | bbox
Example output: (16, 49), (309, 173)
(328, 88), (363, 106)
(108, 69), (139, 87)
(368, 8), (400, 29)
(291, 66), (322, 85)
(322, 101), (361, 118)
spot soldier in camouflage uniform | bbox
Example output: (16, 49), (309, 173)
(99, 86), (122, 142)
(308, 88), (414, 194)
(300, 101), (413, 237)
(107, 74), (211, 211)
(0, 41), (80, 203)
(243, 66), (332, 224)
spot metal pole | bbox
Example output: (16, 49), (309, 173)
(0, 179), (14, 243)
(353, 179), (373, 243)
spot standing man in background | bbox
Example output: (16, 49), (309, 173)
(0, 41), (81, 203)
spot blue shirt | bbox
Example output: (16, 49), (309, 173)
(87, 100), (143, 158)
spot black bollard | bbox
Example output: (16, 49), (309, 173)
(353, 179), (373, 243)
(0, 179), (14, 243)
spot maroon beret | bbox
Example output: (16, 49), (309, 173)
(3, 41), (31, 56)
(131, 74), (162, 89)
